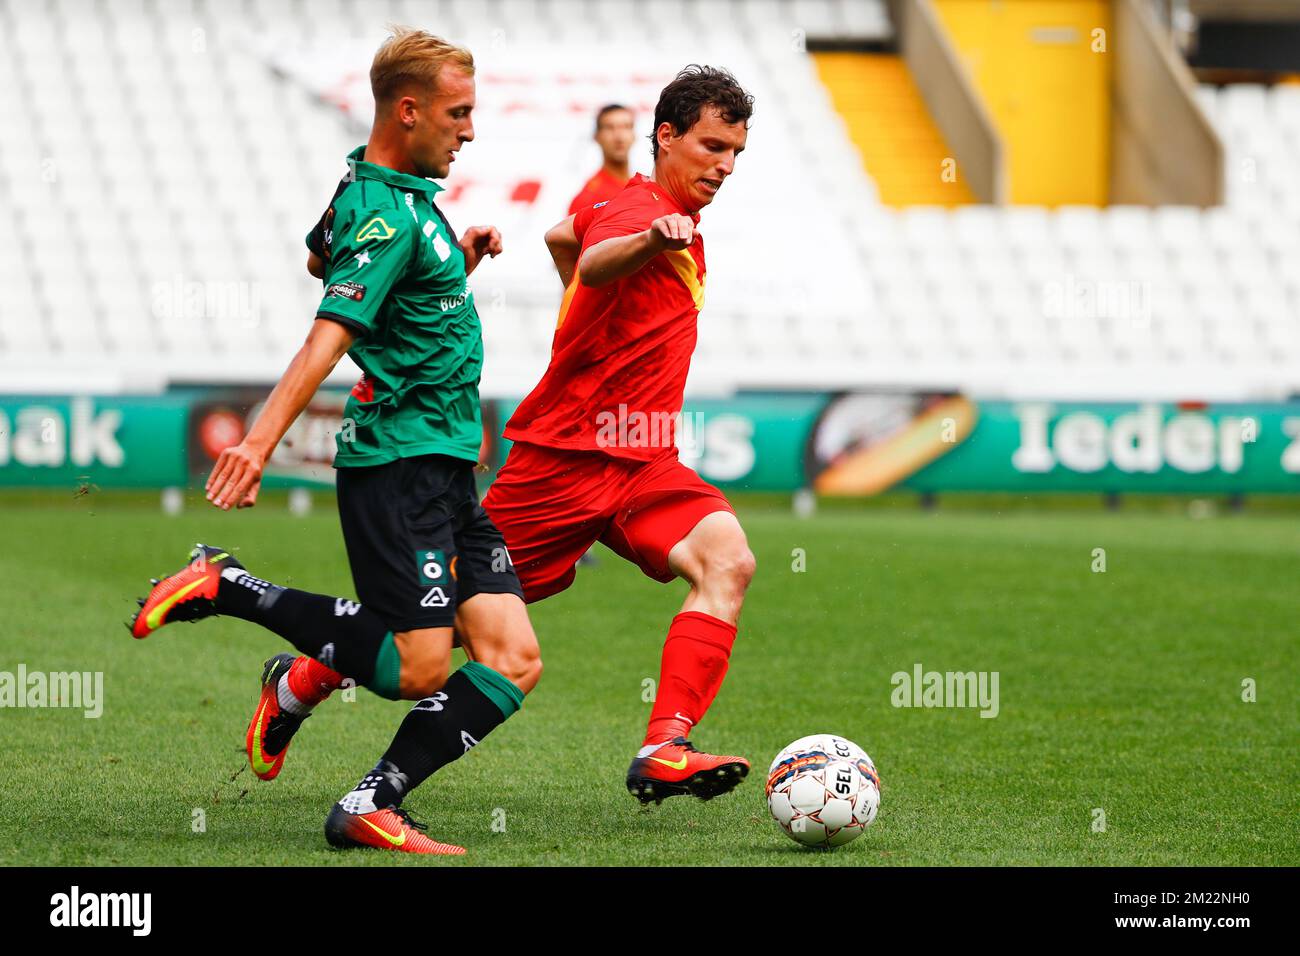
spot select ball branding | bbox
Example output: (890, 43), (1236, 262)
(767, 734), (880, 848)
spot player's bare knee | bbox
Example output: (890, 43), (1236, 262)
(733, 546), (757, 590)
(401, 664), (449, 700)
(702, 541), (755, 595)
(512, 628), (543, 687)
(508, 644), (543, 694)
(396, 633), (451, 699)
(480, 631), (543, 694)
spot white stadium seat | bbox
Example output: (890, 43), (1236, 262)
(0, 1), (1295, 399)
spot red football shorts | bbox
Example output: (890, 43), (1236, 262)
(482, 441), (735, 603)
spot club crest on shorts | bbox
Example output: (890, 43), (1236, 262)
(415, 549), (449, 585)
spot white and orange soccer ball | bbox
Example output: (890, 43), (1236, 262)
(766, 734), (880, 848)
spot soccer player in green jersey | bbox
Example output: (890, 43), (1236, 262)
(129, 28), (542, 855)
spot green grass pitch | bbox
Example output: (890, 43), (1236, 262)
(1, 493), (1296, 866)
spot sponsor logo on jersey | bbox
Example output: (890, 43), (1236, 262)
(432, 232), (452, 262)
(421, 219), (452, 261)
(326, 281), (366, 301)
(351, 375), (374, 402)
(438, 287), (471, 312)
(355, 217), (395, 242)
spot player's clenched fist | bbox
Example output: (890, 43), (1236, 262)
(206, 441), (265, 511)
(459, 225), (503, 276)
(647, 213), (695, 251)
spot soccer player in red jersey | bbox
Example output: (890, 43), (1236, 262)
(484, 66), (756, 805)
(567, 104), (636, 215)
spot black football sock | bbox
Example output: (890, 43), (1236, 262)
(355, 663), (525, 809)
(214, 569), (402, 699)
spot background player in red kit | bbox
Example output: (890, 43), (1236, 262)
(484, 66), (755, 805)
(568, 104), (636, 571)
(567, 103), (636, 215)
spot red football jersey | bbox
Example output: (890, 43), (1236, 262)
(505, 174), (706, 461)
(567, 167), (628, 216)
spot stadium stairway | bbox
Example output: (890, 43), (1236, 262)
(812, 51), (974, 206)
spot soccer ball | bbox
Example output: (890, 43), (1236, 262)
(766, 734), (880, 848)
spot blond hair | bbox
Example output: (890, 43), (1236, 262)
(370, 26), (474, 103)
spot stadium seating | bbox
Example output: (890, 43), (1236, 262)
(0, 0), (1296, 401)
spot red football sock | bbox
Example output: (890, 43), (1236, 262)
(287, 656), (345, 707)
(643, 611), (738, 746)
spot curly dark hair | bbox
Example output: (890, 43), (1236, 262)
(649, 65), (754, 159)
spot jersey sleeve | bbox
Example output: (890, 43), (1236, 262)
(308, 176), (351, 258)
(315, 208), (415, 336)
(571, 199), (601, 242)
(305, 207), (328, 257)
(579, 192), (655, 249)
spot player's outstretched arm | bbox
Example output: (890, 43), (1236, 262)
(544, 215), (579, 287)
(578, 213), (693, 287)
(205, 318), (355, 511)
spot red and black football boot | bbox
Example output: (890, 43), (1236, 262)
(626, 737), (750, 806)
(128, 544), (243, 639)
(246, 653), (312, 782)
(324, 803), (466, 855)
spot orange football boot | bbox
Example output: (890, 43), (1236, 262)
(128, 544), (243, 639)
(246, 653), (312, 781)
(324, 804), (466, 855)
(626, 737), (750, 805)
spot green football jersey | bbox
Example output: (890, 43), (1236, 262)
(309, 146), (483, 468)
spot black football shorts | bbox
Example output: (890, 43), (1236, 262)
(335, 453), (524, 631)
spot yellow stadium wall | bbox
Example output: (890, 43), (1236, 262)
(812, 52), (977, 206)
(933, 0), (1112, 205)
